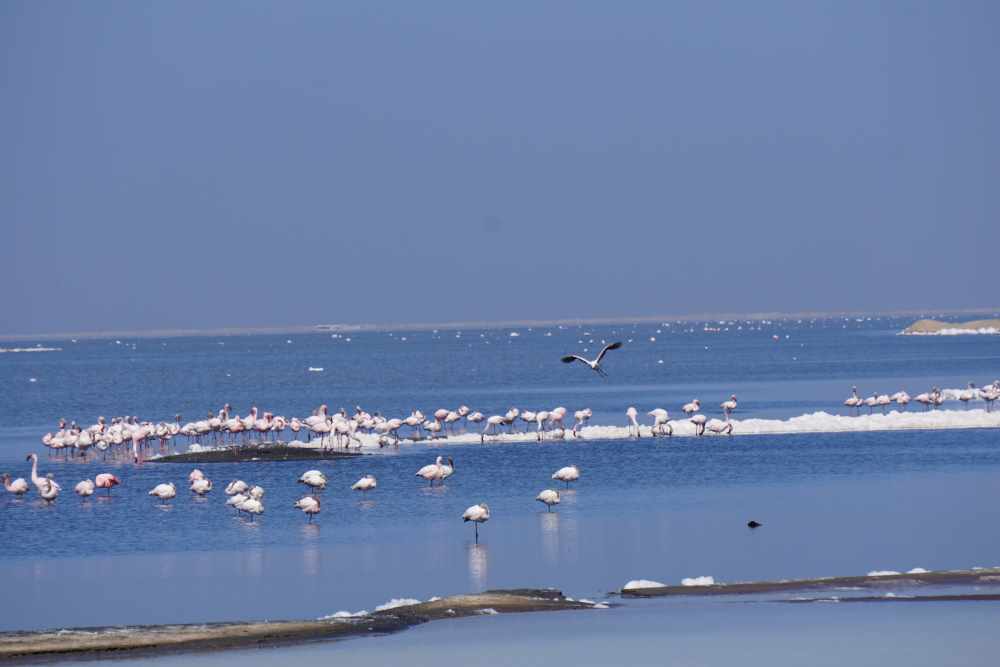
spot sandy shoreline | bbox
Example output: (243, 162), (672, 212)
(0, 590), (601, 663)
(620, 568), (1000, 598)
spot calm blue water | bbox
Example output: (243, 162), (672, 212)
(2, 316), (999, 658)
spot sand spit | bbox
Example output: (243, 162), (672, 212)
(0, 589), (600, 662)
(782, 593), (1000, 604)
(901, 319), (1000, 335)
(620, 568), (1000, 598)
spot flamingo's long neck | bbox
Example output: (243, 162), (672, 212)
(29, 456), (40, 486)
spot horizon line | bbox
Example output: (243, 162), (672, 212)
(2, 306), (998, 343)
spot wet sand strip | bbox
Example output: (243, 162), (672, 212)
(781, 593), (1000, 603)
(0, 589), (598, 663)
(149, 445), (361, 463)
(621, 568), (1000, 598)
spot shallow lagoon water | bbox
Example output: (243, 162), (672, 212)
(1, 318), (999, 662)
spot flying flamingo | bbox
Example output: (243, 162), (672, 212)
(560, 341), (623, 377)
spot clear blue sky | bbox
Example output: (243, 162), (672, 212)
(2, 2), (997, 334)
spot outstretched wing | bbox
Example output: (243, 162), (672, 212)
(595, 341), (623, 363)
(561, 355), (587, 365)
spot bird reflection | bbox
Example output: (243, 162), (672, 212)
(539, 511), (560, 564)
(303, 542), (320, 577)
(467, 542), (489, 591)
(357, 500), (376, 511)
(301, 523), (320, 540)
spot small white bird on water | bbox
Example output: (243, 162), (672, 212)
(551, 465), (580, 487)
(294, 496), (321, 522)
(536, 489), (560, 512)
(191, 478), (212, 495)
(351, 474), (377, 492)
(462, 503), (490, 543)
(705, 418), (733, 435)
(74, 479), (95, 498)
(298, 470), (326, 491)
(149, 482), (176, 502)
(560, 341), (623, 377)
(2, 473), (29, 496)
(225, 480), (248, 496)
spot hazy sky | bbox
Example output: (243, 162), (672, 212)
(2, 2), (997, 334)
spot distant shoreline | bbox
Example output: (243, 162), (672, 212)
(1, 307), (997, 343)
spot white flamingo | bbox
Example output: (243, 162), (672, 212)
(481, 416), (505, 443)
(682, 399), (701, 415)
(351, 474), (377, 492)
(690, 414), (707, 436)
(892, 391), (911, 410)
(416, 456), (445, 486)
(2, 473), (29, 496)
(191, 478), (213, 495)
(721, 395), (738, 418)
(705, 418), (733, 435)
(844, 386), (862, 414)
(536, 489), (560, 512)
(148, 482), (176, 502)
(959, 383), (977, 408)
(225, 480), (249, 496)
(462, 503), (490, 543)
(625, 407), (640, 438)
(551, 465), (580, 487)
(648, 408), (672, 436)
(294, 496), (320, 522)
(74, 479), (95, 497)
(572, 409), (592, 437)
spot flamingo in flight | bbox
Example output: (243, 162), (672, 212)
(561, 341), (623, 377)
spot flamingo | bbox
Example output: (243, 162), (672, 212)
(892, 391), (911, 410)
(481, 415), (504, 443)
(625, 407), (640, 438)
(25, 453), (57, 497)
(239, 497), (263, 521)
(148, 482), (176, 502)
(191, 478), (213, 495)
(74, 479), (95, 498)
(188, 469), (205, 483)
(520, 411), (537, 433)
(690, 414), (707, 436)
(94, 473), (120, 495)
(462, 503), (490, 543)
(536, 489), (560, 512)
(648, 409), (672, 436)
(682, 399), (701, 415)
(225, 480), (249, 495)
(534, 411), (550, 441)
(294, 496), (320, 522)
(914, 391), (934, 410)
(38, 475), (60, 502)
(560, 341), (623, 377)
(2, 473), (29, 496)
(705, 418), (733, 435)
(980, 385), (999, 412)
(551, 465), (580, 487)
(721, 395), (738, 418)
(876, 394), (892, 414)
(416, 456), (445, 486)
(351, 474), (377, 492)
(226, 492), (249, 511)
(438, 457), (455, 483)
(503, 408), (520, 433)
(844, 386), (863, 415)
(572, 409), (592, 437)
(959, 383), (977, 408)
(548, 407), (568, 430)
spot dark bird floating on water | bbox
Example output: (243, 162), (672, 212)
(561, 341), (623, 377)
(747, 520), (762, 529)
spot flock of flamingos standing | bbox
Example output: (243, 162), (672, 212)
(4, 377), (998, 539)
